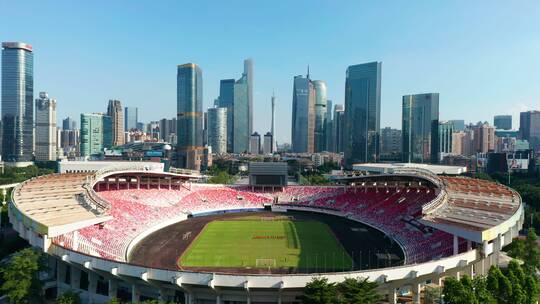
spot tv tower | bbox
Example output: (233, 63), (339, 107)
(271, 91), (276, 152)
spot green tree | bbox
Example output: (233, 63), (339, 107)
(0, 248), (46, 304)
(443, 277), (471, 304)
(523, 229), (540, 273)
(424, 285), (442, 304)
(208, 171), (235, 184)
(523, 275), (539, 304)
(472, 276), (496, 304)
(56, 290), (81, 304)
(301, 277), (337, 304)
(105, 298), (121, 304)
(336, 277), (381, 304)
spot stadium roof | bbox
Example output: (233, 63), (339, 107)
(352, 163), (467, 175)
(11, 173), (112, 236)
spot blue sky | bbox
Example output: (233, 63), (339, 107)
(1, 1), (539, 144)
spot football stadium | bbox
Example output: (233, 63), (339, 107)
(7, 163), (524, 303)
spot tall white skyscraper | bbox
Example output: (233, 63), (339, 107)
(35, 92), (57, 161)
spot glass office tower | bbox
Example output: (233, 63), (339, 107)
(402, 93), (440, 164)
(291, 75), (315, 153)
(344, 62), (381, 167)
(1, 42), (34, 163)
(494, 115), (512, 130)
(312, 80), (327, 152)
(124, 107), (138, 131)
(177, 63), (203, 169)
(207, 107), (227, 154)
(244, 59), (254, 137)
(519, 111), (540, 152)
(233, 74), (249, 153)
(80, 113), (112, 157)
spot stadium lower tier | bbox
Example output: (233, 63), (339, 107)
(52, 184), (465, 269)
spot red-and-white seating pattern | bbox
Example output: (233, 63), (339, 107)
(52, 183), (469, 265)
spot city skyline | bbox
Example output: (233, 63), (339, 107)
(0, 1), (539, 144)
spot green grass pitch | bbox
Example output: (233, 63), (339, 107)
(179, 217), (353, 270)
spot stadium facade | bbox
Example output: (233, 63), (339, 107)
(8, 164), (523, 303)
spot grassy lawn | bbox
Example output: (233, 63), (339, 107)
(179, 217), (353, 271)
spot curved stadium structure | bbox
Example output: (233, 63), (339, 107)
(8, 164), (524, 303)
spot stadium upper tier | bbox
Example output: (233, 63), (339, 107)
(421, 176), (522, 241)
(11, 169), (523, 272)
(10, 173), (113, 233)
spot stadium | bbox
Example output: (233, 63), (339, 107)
(7, 163), (524, 303)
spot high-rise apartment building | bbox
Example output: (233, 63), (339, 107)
(344, 62), (381, 166)
(80, 113), (112, 157)
(494, 115), (512, 130)
(249, 132), (261, 155)
(35, 92), (57, 161)
(312, 80), (328, 152)
(402, 93), (439, 164)
(380, 127), (402, 158)
(177, 63), (203, 170)
(124, 107), (138, 131)
(107, 100), (124, 146)
(473, 122), (496, 153)
(519, 111), (540, 152)
(218, 79), (235, 152)
(1, 42), (34, 164)
(291, 74), (315, 153)
(207, 107), (227, 154)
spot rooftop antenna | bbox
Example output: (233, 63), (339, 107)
(307, 65), (310, 79)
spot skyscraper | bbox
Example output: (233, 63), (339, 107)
(80, 113), (112, 157)
(291, 74), (315, 153)
(333, 104), (345, 153)
(519, 111), (540, 151)
(494, 115), (512, 130)
(402, 93), (439, 164)
(263, 132), (273, 154)
(1, 42), (34, 164)
(124, 107), (138, 131)
(312, 80), (328, 152)
(380, 127), (402, 159)
(325, 99), (333, 152)
(244, 58), (254, 136)
(439, 121), (454, 157)
(107, 100), (124, 146)
(35, 92), (57, 161)
(249, 132), (261, 155)
(62, 117), (76, 130)
(218, 79), (235, 152)
(473, 122), (495, 153)
(207, 107), (227, 154)
(233, 73), (249, 153)
(177, 63), (203, 170)
(344, 62), (381, 166)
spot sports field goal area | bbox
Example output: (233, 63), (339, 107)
(178, 217), (353, 271)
